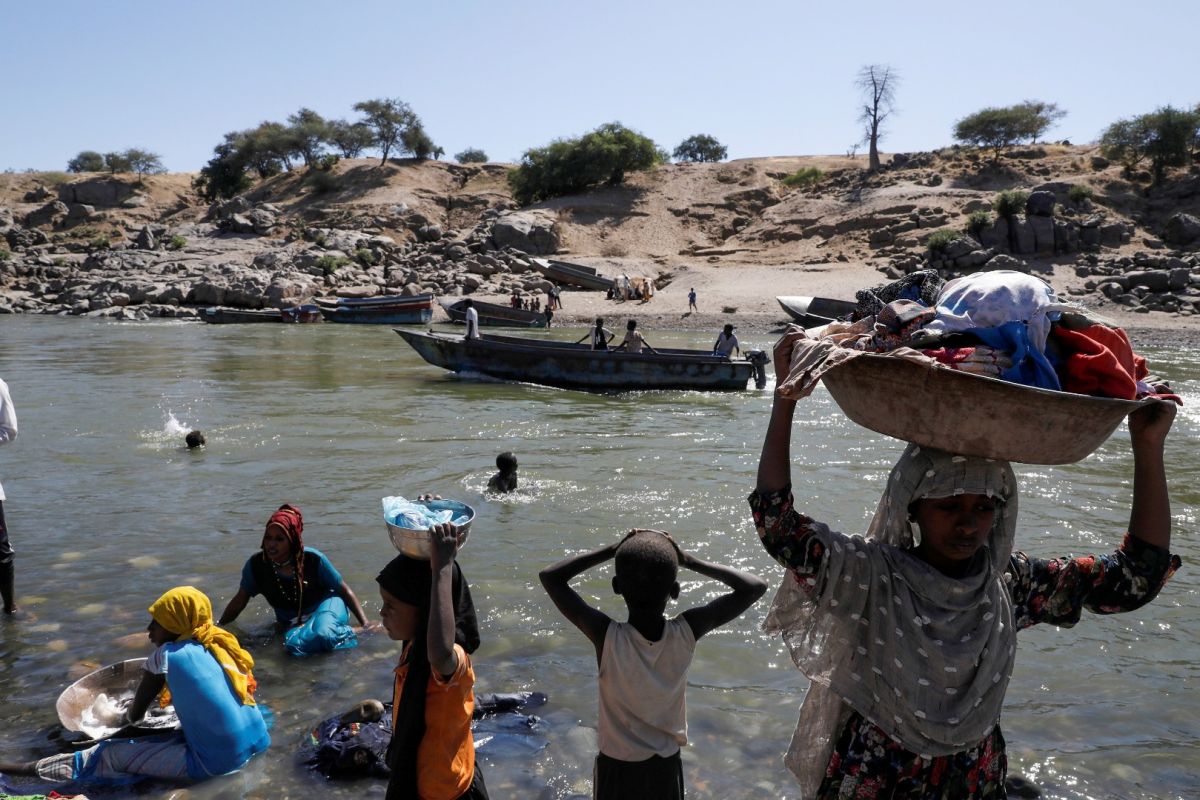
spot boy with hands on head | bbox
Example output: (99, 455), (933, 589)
(540, 529), (766, 800)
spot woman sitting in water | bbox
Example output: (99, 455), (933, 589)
(2, 586), (269, 784)
(749, 328), (1181, 799)
(218, 504), (377, 656)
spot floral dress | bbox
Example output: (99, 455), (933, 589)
(749, 486), (1180, 800)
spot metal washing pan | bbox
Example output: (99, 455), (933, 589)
(819, 353), (1156, 465)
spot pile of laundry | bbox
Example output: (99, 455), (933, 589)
(779, 269), (1179, 404)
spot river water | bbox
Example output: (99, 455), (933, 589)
(0, 315), (1196, 800)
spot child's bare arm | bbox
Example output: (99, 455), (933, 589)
(1127, 400), (1176, 551)
(676, 547), (768, 640)
(428, 523), (463, 679)
(539, 542), (622, 657)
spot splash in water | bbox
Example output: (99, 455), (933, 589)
(164, 412), (190, 437)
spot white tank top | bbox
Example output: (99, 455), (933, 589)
(597, 617), (695, 761)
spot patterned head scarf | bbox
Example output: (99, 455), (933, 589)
(763, 445), (1018, 797)
(264, 504), (305, 617)
(149, 585), (258, 706)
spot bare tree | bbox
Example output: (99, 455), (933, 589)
(855, 65), (899, 172)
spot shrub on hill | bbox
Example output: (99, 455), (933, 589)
(966, 209), (992, 236)
(1067, 184), (1094, 205)
(1100, 105), (1200, 184)
(456, 148), (488, 163)
(507, 122), (663, 205)
(926, 228), (959, 254)
(781, 167), (823, 188)
(992, 190), (1029, 219)
(67, 150), (105, 173)
(673, 134), (727, 163)
(327, 120), (375, 159)
(953, 101), (1066, 155)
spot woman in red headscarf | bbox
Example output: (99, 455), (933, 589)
(218, 504), (378, 656)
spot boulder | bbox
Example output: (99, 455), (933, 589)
(1123, 270), (1171, 293)
(25, 201), (69, 228)
(416, 224), (443, 243)
(1010, 218), (1035, 254)
(0, 207), (13, 234)
(1162, 213), (1200, 246)
(491, 210), (560, 255)
(135, 226), (157, 250)
(57, 178), (136, 207)
(1024, 191), (1056, 217)
(247, 207), (277, 235)
(1027, 216), (1055, 254)
(400, 283), (424, 297)
(24, 185), (52, 202)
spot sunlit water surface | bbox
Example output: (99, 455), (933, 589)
(0, 316), (1196, 799)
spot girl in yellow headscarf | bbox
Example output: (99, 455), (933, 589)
(6, 586), (271, 785)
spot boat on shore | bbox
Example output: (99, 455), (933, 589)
(395, 330), (765, 392)
(776, 295), (857, 327)
(439, 298), (547, 328)
(317, 294), (434, 324)
(531, 258), (616, 292)
(202, 307), (284, 324)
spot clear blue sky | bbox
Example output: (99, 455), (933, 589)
(3, 0), (1197, 172)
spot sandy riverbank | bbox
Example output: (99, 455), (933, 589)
(460, 258), (1200, 349)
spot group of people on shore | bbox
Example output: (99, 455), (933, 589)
(0, 321), (1184, 800)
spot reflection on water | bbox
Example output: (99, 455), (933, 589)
(0, 316), (1197, 800)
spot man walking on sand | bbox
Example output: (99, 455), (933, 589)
(687, 287), (697, 312)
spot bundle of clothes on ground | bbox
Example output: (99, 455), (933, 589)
(298, 692), (548, 781)
(779, 269), (1180, 403)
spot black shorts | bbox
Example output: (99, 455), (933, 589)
(594, 751), (683, 800)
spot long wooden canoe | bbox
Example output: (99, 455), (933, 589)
(439, 298), (547, 328)
(776, 295), (857, 327)
(395, 330), (757, 392)
(202, 307), (283, 324)
(530, 258), (616, 291)
(318, 294), (435, 324)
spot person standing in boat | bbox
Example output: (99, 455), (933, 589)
(463, 300), (481, 341)
(577, 318), (616, 351)
(712, 324), (740, 358)
(614, 320), (658, 355)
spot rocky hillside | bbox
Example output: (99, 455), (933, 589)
(1, 146), (1198, 321)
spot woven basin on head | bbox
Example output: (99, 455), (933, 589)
(384, 499), (475, 559)
(819, 354), (1155, 465)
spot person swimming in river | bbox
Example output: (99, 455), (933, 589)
(487, 452), (518, 493)
(576, 318), (615, 351)
(749, 327), (1181, 799)
(185, 430), (205, 449)
(1, 586), (270, 785)
(218, 504), (378, 656)
(539, 529), (766, 799)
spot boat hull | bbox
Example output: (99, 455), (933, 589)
(202, 307), (283, 324)
(440, 299), (547, 328)
(395, 330), (753, 392)
(531, 258), (616, 291)
(776, 295), (857, 327)
(321, 305), (433, 324)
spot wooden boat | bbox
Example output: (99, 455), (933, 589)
(395, 330), (761, 392)
(202, 307), (283, 324)
(530, 258), (616, 291)
(439, 298), (547, 328)
(281, 304), (322, 323)
(776, 295), (857, 327)
(318, 294), (434, 324)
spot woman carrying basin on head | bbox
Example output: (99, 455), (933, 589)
(748, 327), (1181, 799)
(218, 504), (378, 656)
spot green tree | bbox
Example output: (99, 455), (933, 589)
(66, 150), (105, 172)
(507, 122), (663, 205)
(1100, 106), (1200, 183)
(353, 98), (418, 166)
(194, 137), (254, 201)
(456, 147), (487, 163)
(402, 122), (437, 159)
(124, 148), (165, 179)
(328, 119), (375, 158)
(103, 151), (132, 174)
(286, 107), (329, 168)
(954, 101), (1067, 155)
(856, 64), (899, 172)
(672, 134), (727, 163)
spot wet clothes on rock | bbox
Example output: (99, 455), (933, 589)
(749, 477), (1179, 800)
